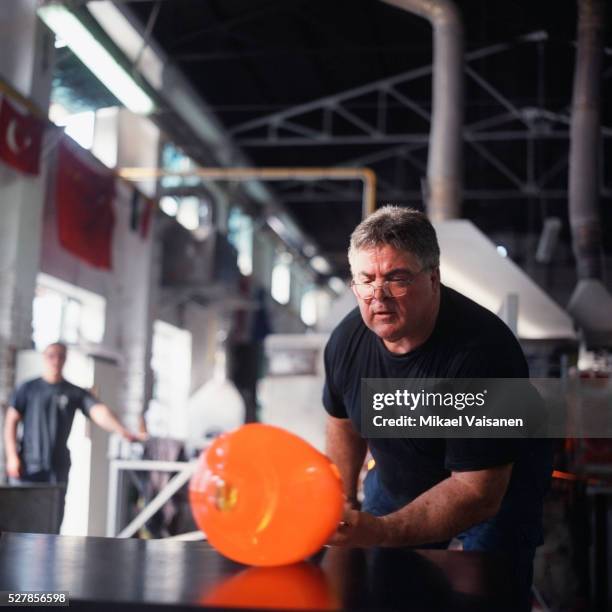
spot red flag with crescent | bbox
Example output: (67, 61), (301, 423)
(0, 95), (44, 175)
(55, 138), (116, 269)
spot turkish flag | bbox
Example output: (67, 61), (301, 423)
(0, 95), (44, 175)
(139, 196), (154, 239)
(55, 138), (116, 269)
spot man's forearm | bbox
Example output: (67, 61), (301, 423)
(3, 408), (20, 460)
(378, 475), (500, 546)
(326, 416), (367, 501)
(331, 463), (513, 548)
(89, 404), (129, 436)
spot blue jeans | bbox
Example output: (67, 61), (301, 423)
(363, 470), (450, 549)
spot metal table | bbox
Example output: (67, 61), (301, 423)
(0, 532), (516, 611)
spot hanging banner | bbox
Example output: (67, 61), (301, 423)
(55, 138), (116, 269)
(140, 196), (154, 239)
(129, 188), (155, 240)
(0, 94), (44, 175)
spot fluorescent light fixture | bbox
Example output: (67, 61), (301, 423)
(277, 251), (293, 265)
(271, 262), (291, 305)
(310, 255), (332, 275)
(267, 215), (286, 236)
(328, 277), (346, 294)
(159, 196), (179, 217)
(303, 244), (317, 258)
(87, 1), (164, 90)
(176, 197), (200, 231)
(63, 110), (96, 150)
(300, 291), (317, 326)
(37, 4), (154, 115)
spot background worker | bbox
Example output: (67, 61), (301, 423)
(3, 341), (144, 529)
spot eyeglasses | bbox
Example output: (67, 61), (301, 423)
(351, 269), (428, 300)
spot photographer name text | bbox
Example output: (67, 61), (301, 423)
(372, 414), (524, 428)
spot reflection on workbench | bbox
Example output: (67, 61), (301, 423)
(0, 532), (516, 611)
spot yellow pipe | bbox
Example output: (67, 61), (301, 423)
(118, 166), (376, 219)
(0, 77), (46, 119)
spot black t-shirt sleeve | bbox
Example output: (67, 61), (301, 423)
(322, 337), (348, 419)
(9, 383), (29, 415)
(79, 389), (99, 417)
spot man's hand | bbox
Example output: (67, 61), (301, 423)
(6, 454), (21, 479)
(121, 429), (148, 443)
(328, 505), (386, 548)
(90, 404), (148, 442)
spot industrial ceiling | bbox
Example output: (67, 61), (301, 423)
(54, 0), (612, 289)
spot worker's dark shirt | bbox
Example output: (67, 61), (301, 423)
(323, 285), (552, 546)
(10, 378), (97, 475)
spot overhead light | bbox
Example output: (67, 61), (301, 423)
(277, 251), (293, 265)
(176, 197), (200, 231)
(310, 255), (332, 275)
(496, 245), (508, 258)
(159, 196), (178, 217)
(37, 4), (154, 115)
(303, 244), (317, 258)
(328, 277), (346, 294)
(535, 217), (562, 264)
(87, 1), (164, 90)
(267, 215), (286, 236)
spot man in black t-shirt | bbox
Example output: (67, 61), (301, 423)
(3, 342), (144, 529)
(323, 206), (552, 611)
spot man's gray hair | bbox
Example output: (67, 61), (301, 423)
(348, 205), (440, 270)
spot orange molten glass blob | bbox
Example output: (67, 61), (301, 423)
(189, 424), (345, 566)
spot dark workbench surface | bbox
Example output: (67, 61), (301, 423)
(0, 532), (517, 611)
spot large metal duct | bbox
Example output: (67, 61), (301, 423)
(380, 0), (464, 221)
(566, 0), (612, 348)
(568, 0), (605, 280)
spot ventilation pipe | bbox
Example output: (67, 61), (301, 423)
(568, 0), (604, 280)
(381, 0), (464, 220)
(567, 0), (612, 347)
